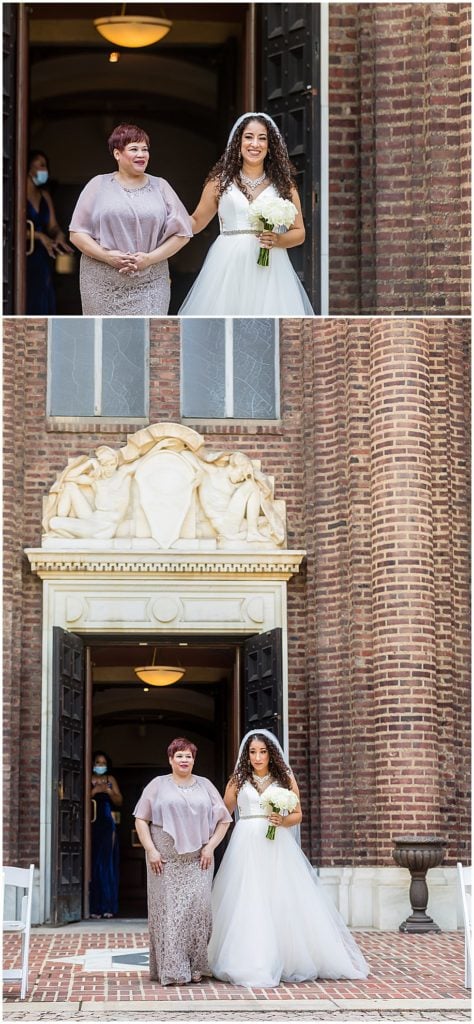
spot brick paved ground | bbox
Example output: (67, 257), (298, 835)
(3, 928), (471, 1022)
(3, 1011), (472, 1023)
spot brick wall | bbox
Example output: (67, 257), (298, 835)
(329, 4), (471, 315)
(3, 316), (470, 867)
(303, 318), (470, 863)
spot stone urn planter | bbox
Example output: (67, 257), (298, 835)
(392, 835), (447, 933)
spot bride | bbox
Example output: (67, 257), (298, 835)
(208, 730), (369, 988)
(179, 113), (314, 315)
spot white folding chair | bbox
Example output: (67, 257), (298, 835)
(457, 861), (472, 989)
(2, 864), (35, 999)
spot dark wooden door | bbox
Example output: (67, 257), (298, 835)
(3, 3), (17, 313)
(118, 766), (158, 918)
(259, 3), (321, 311)
(243, 628), (283, 742)
(51, 627), (85, 925)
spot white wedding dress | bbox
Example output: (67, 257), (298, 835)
(208, 781), (369, 988)
(179, 183), (314, 315)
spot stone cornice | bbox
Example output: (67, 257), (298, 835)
(25, 548), (306, 580)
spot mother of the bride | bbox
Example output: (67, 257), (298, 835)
(69, 123), (192, 314)
(134, 737), (231, 986)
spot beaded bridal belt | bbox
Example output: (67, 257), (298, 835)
(220, 229), (260, 236)
(238, 814), (268, 819)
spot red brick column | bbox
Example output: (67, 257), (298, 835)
(304, 319), (377, 863)
(369, 320), (439, 857)
(303, 319), (351, 861)
(329, 3), (471, 315)
(429, 319), (471, 857)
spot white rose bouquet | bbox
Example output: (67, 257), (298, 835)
(248, 196), (298, 268)
(260, 785), (299, 840)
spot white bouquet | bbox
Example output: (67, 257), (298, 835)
(248, 196), (298, 267)
(260, 785), (299, 840)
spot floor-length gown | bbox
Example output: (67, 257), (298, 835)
(208, 782), (369, 987)
(146, 825), (213, 985)
(179, 183), (314, 315)
(90, 792), (119, 917)
(26, 196), (56, 314)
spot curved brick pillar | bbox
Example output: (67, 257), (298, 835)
(329, 3), (471, 315)
(369, 320), (439, 859)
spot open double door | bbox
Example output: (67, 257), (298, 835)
(50, 625), (283, 924)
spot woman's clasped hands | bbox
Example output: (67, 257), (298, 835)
(106, 250), (153, 275)
(37, 233), (72, 259)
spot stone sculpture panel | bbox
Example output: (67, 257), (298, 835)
(42, 423), (287, 551)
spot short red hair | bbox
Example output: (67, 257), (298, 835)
(108, 123), (150, 155)
(167, 737), (197, 759)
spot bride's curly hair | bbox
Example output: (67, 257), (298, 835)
(230, 733), (292, 794)
(205, 115), (297, 202)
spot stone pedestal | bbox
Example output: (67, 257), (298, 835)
(392, 835), (447, 933)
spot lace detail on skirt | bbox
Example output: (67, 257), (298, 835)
(79, 254), (170, 315)
(147, 825), (213, 985)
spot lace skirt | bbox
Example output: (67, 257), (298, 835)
(79, 254), (171, 315)
(146, 825), (213, 985)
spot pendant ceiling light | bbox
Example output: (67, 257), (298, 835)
(134, 648), (184, 687)
(94, 5), (172, 48)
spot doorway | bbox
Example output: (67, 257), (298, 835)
(48, 625), (284, 923)
(6, 3), (324, 313)
(88, 637), (239, 917)
(27, 538), (302, 927)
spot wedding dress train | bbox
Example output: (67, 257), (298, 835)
(208, 781), (369, 988)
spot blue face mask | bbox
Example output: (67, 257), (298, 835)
(93, 765), (107, 775)
(32, 169), (48, 186)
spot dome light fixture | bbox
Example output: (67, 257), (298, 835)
(94, 5), (172, 48)
(134, 647), (184, 687)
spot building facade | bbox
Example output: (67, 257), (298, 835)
(3, 2), (471, 315)
(3, 315), (470, 927)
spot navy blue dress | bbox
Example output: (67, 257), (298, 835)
(90, 788), (119, 917)
(26, 195), (56, 314)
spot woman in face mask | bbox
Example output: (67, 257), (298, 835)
(90, 751), (123, 919)
(26, 150), (73, 314)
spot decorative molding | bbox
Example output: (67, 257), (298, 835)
(25, 549), (306, 580)
(41, 422), (288, 551)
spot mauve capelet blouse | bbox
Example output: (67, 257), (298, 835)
(69, 173), (193, 255)
(133, 774), (232, 855)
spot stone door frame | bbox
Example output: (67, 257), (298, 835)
(26, 548), (304, 922)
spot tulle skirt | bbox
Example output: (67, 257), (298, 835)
(179, 234), (314, 316)
(208, 817), (369, 988)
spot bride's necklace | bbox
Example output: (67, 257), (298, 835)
(252, 772), (272, 792)
(240, 170), (267, 190)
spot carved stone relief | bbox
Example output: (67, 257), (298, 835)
(42, 423), (287, 551)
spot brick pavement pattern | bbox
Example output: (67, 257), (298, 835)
(2, 1012), (472, 1022)
(2, 930), (469, 1005)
